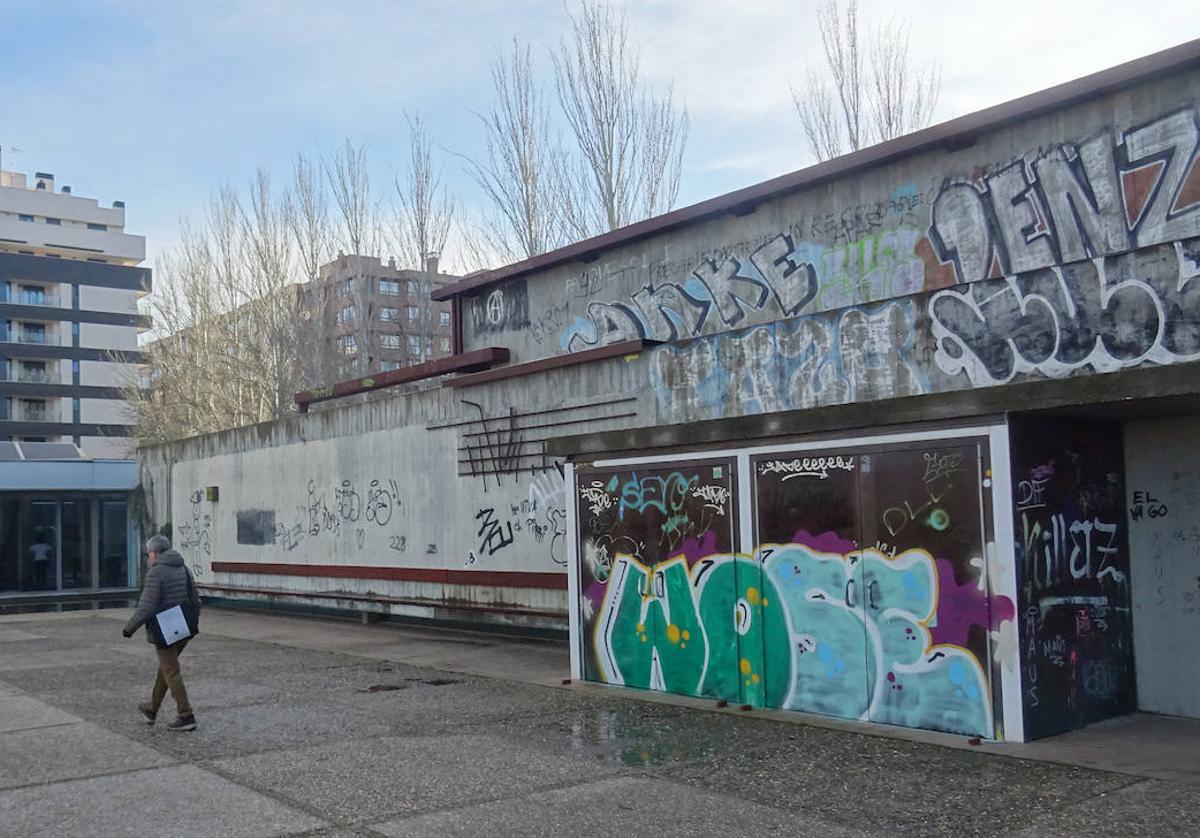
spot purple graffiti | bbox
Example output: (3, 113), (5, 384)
(928, 558), (1015, 648)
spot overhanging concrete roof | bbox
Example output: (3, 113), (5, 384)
(433, 37), (1200, 303)
(547, 363), (1200, 459)
(0, 459), (138, 492)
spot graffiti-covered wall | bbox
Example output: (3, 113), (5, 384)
(575, 432), (1021, 740)
(460, 68), (1200, 427)
(1009, 418), (1134, 740)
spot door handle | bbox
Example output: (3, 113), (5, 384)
(845, 578), (856, 608)
(867, 580), (880, 610)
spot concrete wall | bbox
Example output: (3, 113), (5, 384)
(78, 285), (139, 315)
(463, 68), (1200, 427)
(140, 374), (637, 628)
(79, 322), (137, 351)
(1125, 416), (1200, 719)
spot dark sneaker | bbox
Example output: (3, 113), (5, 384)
(137, 702), (157, 724)
(166, 713), (196, 732)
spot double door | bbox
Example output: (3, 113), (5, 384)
(575, 439), (996, 738)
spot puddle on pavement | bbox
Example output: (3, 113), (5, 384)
(559, 708), (734, 766)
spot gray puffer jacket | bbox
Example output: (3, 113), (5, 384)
(124, 550), (202, 642)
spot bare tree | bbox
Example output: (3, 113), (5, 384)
(553, 1), (688, 238)
(868, 22), (940, 142)
(324, 139), (376, 256)
(464, 39), (565, 262)
(392, 112), (454, 270)
(792, 0), (940, 162)
(121, 176), (314, 444)
(286, 152), (332, 284)
(388, 112), (455, 364)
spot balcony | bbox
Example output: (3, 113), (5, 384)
(1, 293), (61, 308)
(12, 405), (56, 423)
(1, 368), (61, 384)
(2, 332), (58, 345)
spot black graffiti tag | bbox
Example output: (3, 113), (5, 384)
(475, 508), (515, 556)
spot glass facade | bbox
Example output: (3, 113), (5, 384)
(0, 494), (135, 594)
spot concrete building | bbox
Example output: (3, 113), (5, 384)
(303, 254), (455, 385)
(0, 170), (149, 605)
(141, 40), (1200, 742)
(0, 169), (150, 456)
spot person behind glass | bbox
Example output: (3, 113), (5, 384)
(122, 534), (201, 731)
(29, 530), (52, 589)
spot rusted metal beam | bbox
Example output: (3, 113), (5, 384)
(444, 339), (659, 389)
(294, 346), (510, 411)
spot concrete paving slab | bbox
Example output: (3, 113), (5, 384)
(0, 645), (132, 672)
(211, 733), (626, 824)
(0, 721), (172, 789)
(0, 694), (80, 733)
(0, 627), (45, 641)
(374, 775), (865, 838)
(1005, 778), (1200, 836)
(659, 729), (1134, 835)
(0, 763), (326, 837)
(983, 713), (1200, 785)
(126, 700), (396, 761)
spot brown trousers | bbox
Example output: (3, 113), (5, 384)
(151, 637), (192, 716)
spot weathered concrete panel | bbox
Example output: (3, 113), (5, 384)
(1125, 416), (1200, 718)
(462, 68), (1200, 384)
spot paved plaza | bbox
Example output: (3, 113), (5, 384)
(0, 608), (1197, 837)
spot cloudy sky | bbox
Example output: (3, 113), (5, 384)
(3, 1), (1196, 268)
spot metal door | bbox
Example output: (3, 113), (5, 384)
(751, 452), (871, 720)
(575, 460), (739, 698)
(861, 444), (993, 737)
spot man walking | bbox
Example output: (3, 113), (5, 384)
(122, 534), (201, 731)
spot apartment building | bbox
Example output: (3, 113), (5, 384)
(303, 254), (454, 385)
(0, 169), (150, 456)
(0, 170), (149, 604)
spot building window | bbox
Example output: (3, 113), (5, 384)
(338, 280), (353, 297)
(439, 311), (450, 327)
(379, 279), (400, 296)
(408, 279), (422, 296)
(18, 214), (33, 222)
(379, 334), (400, 349)
(380, 360), (401, 372)
(45, 217), (61, 226)
(19, 398), (47, 422)
(380, 307), (399, 322)
(338, 335), (357, 356)
(20, 324), (47, 344)
(19, 285), (46, 305)
(407, 335), (422, 356)
(19, 361), (48, 383)
(87, 223), (108, 231)
(335, 305), (356, 325)
(406, 305), (420, 321)
(439, 337), (451, 353)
